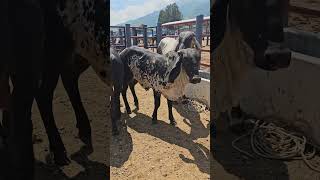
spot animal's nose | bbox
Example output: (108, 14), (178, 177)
(264, 47), (291, 69)
(190, 75), (201, 84)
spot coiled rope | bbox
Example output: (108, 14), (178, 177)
(232, 119), (320, 172)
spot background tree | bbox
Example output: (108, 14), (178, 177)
(158, 3), (183, 25)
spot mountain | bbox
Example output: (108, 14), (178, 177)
(117, 0), (209, 27)
(119, 11), (160, 27)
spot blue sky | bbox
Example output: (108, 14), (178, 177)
(110, 0), (179, 25)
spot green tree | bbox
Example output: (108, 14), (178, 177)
(158, 3), (183, 25)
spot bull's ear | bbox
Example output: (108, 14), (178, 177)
(168, 59), (182, 83)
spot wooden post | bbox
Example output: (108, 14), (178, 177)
(132, 27), (137, 45)
(125, 24), (131, 47)
(110, 30), (114, 45)
(196, 14), (204, 47)
(143, 24), (148, 49)
(156, 23), (162, 47)
(118, 28), (124, 45)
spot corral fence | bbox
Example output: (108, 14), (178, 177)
(110, 14), (210, 53)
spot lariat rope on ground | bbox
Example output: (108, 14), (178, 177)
(232, 119), (320, 173)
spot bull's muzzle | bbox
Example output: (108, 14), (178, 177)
(190, 75), (201, 84)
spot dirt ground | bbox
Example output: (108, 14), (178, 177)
(110, 84), (210, 179)
(32, 67), (110, 180)
(28, 66), (210, 179)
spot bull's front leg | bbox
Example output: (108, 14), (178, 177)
(167, 99), (176, 125)
(152, 90), (161, 124)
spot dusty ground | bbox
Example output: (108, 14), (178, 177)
(32, 67), (110, 179)
(111, 84), (210, 179)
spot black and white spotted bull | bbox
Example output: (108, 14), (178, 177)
(0, 0), (110, 179)
(119, 46), (201, 128)
(212, 0), (292, 136)
(125, 31), (202, 114)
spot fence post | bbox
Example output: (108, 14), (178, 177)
(118, 28), (124, 45)
(125, 24), (131, 47)
(196, 14), (204, 47)
(156, 23), (162, 47)
(132, 27), (137, 45)
(110, 30), (114, 45)
(143, 24), (148, 49)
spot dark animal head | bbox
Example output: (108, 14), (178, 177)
(213, 0), (291, 71)
(168, 49), (201, 84)
(176, 31), (202, 51)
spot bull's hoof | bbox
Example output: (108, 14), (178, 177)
(170, 120), (177, 126)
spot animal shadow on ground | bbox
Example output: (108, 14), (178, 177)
(126, 112), (210, 175)
(173, 102), (209, 140)
(35, 146), (109, 180)
(110, 112), (133, 168)
(212, 116), (289, 180)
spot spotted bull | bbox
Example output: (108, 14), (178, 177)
(124, 31), (202, 116)
(119, 46), (201, 128)
(212, 0), (292, 136)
